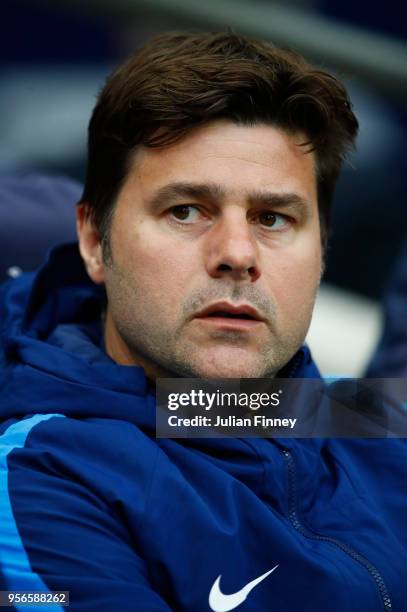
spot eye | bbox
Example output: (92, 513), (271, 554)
(169, 205), (200, 223)
(257, 211), (288, 230)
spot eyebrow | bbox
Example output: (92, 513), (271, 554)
(146, 181), (311, 215)
(146, 182), (224, 211)
(247, 191), (311, 216)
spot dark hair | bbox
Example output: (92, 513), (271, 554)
(81, 30), (358, 249)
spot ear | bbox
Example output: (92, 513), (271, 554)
(76, 203), (105, 284)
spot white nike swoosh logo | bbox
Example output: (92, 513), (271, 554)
(208, 564), (279, 612)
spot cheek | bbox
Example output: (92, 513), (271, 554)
(112, 220), (198, 304)
(266, 244), (321, 319)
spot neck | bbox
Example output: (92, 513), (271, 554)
(103, 308), (172, 381)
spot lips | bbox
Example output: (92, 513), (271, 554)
(195, 302), (264, 323)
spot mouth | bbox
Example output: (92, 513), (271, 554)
(194, 302), (265, 330)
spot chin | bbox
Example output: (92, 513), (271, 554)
(191, 360), (270, 379)
(172, 345), (277, 379)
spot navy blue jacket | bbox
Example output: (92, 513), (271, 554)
(0, 244), (405, 611)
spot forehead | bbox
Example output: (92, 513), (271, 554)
(124, 120), (317, 203)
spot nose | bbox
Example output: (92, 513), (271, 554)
(204, 209), (261, 282)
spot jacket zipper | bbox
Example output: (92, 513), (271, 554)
(282, 449), (392, 611)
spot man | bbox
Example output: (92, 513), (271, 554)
(0, 31), (405, 611)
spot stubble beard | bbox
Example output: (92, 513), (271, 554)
(103, 254), (315, 379)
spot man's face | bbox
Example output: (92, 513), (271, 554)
(87, 121), (322, 378)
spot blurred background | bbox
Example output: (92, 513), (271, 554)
(1, 0), (406, 376)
